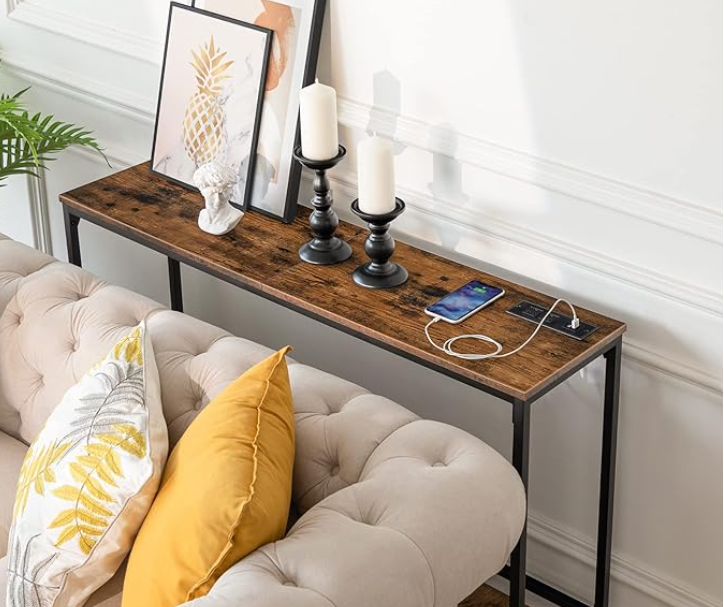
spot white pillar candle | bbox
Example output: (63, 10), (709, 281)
(299, 80), (339, 161)
(358, 136), (396, 214)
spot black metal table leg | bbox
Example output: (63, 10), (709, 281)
(510, 398), (531, 607)
(64, 207), (82, 267)
(168, 258), (184, 313)
(595, 338), (622, 607)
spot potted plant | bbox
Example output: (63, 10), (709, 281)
(1, 63), (105, 186)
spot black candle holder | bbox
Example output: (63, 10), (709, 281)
(350, 198), (408, 289)
(293, 145), (352, 265)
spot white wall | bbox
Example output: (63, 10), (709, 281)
(0, 1), (721, 606)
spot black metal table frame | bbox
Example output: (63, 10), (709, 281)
(63, 206), (622, 607)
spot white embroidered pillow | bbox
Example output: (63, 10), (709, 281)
(6, 322), (168, 607)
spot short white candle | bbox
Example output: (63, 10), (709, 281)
(299, 80), (339, 161)
(358, 136), (396, 214)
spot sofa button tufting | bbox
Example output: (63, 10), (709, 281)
(330, 465), (340, 476)
(283, 580), (296, 587)
(433, 461), (446, 468)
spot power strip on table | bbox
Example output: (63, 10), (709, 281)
(506, 301), (599, 341)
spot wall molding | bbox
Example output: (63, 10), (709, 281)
(527, 513), (721, 607)
(338, 97), (723, 246)
(7, 0), (163, 64)
(3, 58), (155, 125)
(66, 136), (146, 169)
(4, 26), (719, 248)
(623, 341), (722, 396)
(5, 52), (721, 243)
(26, 173), (52, 254)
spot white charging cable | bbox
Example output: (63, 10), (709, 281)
(424, 299), (580, 361)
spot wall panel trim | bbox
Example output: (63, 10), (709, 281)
(5, 38), (719, 246)
(339, 97), (723, 246)
(26, 173), (52, 254)
(527, 513), (722, 607)
(623, 341), (722, 395)
(7, 0), (163, 64)
(3, 59), (155, 124)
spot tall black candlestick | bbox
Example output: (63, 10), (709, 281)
(293, 145), (352, 265)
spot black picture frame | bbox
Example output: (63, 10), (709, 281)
(150, 2), (273, 212)
(192, 0), (328, 223)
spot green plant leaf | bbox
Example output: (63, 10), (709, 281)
(0, 62), (109, 186)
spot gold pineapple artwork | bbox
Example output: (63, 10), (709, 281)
(183, 36), (235, 165)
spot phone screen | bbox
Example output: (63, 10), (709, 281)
(426, 281), (505, 322)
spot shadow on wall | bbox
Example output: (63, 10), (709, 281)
(366, 70), (406, 156)
(428, 123), (469, 253)
(358, 69), (558, 289)
(363, 71), (472, 255)
(358, 70), (563, 290)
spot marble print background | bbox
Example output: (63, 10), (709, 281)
(196, 0), (311, 218)
(152, 5), (270, 205)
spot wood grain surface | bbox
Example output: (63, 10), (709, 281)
(61, 162), (626, 401)
(462, 584), (527, 607)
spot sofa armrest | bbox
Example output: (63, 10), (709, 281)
(181, 420), (525, 607)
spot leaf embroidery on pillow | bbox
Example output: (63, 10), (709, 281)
(6, 533), (60, 607)
(60, 362), (145, 446)
(50, 423), (147, 555)
(13, 441), (72, 518)
(112, 326), (144, 366)
(48, 328), (148, 556)
(14, 360), (143, 522)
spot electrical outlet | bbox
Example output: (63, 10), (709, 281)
(506, 301), (599, 341)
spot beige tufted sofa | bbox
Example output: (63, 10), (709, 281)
(0, 232), (525, 607)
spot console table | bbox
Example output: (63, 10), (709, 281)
(60, 163), (626, 607)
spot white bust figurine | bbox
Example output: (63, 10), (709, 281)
(194, 162), (244, 236)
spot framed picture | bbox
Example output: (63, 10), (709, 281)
(151, 2), (272, 210)
(193, 0), (327, 223)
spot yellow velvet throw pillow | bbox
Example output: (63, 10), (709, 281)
(122, 347), (295, 607)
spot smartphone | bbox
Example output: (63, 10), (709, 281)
(425, 280), (506, 324)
